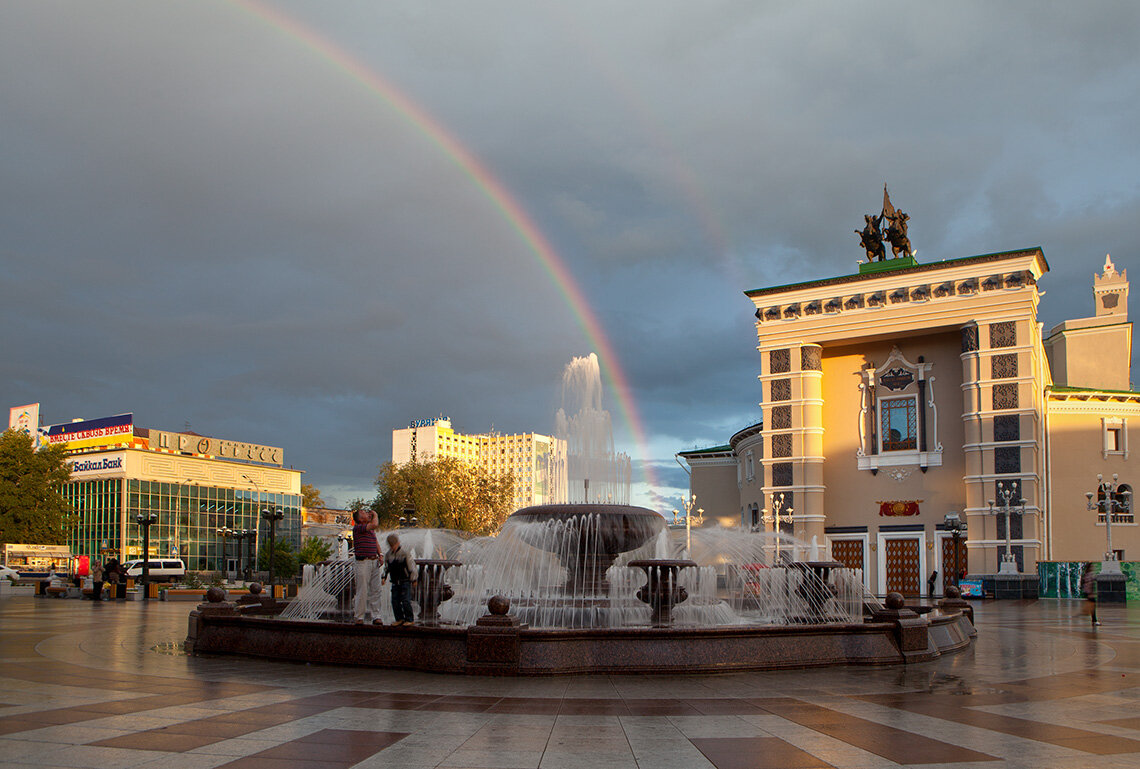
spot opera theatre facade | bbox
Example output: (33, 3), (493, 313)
(681, 249), (1135, 599)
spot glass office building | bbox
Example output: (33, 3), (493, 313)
(43, 415), (303, 574)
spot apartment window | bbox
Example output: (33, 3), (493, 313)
(1103, 418), (1128, 458)
(745, 451), (755, 482)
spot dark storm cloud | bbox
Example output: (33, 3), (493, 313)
(2, 1), (1137, 508)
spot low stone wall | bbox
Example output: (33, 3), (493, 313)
(186, 600), (974, 676)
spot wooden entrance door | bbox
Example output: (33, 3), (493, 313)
(940, 536), (968, 593)
(830, 539), (864, 573)
(884, 538), (921, 596)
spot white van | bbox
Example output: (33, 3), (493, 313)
(123, 559), (186, 582)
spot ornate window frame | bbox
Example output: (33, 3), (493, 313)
(857, 346), (943, 472)
(1103, 417), (1129, 459)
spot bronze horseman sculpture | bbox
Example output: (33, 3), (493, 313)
(856, 185), (913, 262)
(856, 214), (886, 262)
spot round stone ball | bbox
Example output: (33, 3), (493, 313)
(248, 582), (263, 596)
(885, 591), (906, 610)
(205, 586), (226, 603)
(487, 595), (511, 616)
(944, 585), (961, 599)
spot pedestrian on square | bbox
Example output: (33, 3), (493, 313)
(1080, 562), (1099, 626)
(351, 508), (383, 625)
(90, 558), (104, 601)
(382, 533), (417, 625)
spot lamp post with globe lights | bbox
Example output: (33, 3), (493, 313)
(763, 492), (793, 563)
(1086, 473), (1131, 575)
(136, 511), (158, 599)
(988, 481), (1023, 574)
(671, 494), (703, 553)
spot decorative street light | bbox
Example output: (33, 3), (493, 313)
(1086, 473), (1131, 574)
(672, 494), (703, 553)
(943, 512), (968, 588)
(135, 511), (159, 600)
(261, 507), (285, 591)
(762, 492), (793, 563)
(988, 480), (1023, 574)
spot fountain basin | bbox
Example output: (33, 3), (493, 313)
(186, 607), (975, 675)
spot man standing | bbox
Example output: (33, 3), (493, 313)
(382, 533), (417, 625)
(90, 558), (104, 601)
(352, 509), (383, 625)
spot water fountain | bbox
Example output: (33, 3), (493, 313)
(188, 504), (976, 674)
(555, 354), (632, 504)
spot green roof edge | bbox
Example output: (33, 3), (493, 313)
(744, 247), (1046, 298)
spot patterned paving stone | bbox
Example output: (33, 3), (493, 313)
(0, 596), (1138, 768)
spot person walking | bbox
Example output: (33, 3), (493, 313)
(1080, 561), (1100, 626)
(90, 558), (104, 601)
(382, 533), (417, 625)
(351, 509), (383, 625)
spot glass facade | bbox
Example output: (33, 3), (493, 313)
(66, 479), (301, 572)
(63, 479), (123, 559)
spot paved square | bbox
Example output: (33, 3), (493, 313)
(0, 597), (1137, 768)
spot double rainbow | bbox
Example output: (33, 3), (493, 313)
(230, 1), (658, 493)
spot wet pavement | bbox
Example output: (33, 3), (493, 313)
(0, 596), (1138, 768)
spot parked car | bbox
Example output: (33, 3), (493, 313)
(122, 559), (186, 582)
(0, 564), (21, 583)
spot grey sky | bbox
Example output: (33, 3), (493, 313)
(2, 1), (1137, 510)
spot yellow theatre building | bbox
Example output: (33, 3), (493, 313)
(680, 250), (1135, 599)
(30, 410), (302, 572)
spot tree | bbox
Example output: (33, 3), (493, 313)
(298, 536), (332, 565)
(0, 429), (72, 545)
(374, 457), (515, 536)
(257, 537), (299, 579)
(301, 483), (324, 509)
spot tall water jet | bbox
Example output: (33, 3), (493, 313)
(554, 353), (632, 504)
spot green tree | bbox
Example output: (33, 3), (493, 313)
(374, 457), (515, 535)
(257, 537), (299, 578)
(301, 483), (324, 509)
(298, 536), (332, 565)
(0, 429), (72, 545)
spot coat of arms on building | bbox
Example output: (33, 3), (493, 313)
(878, 500), (923, 517)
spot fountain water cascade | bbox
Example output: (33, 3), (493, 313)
(283, 506), (871, 628)
(190, 504), (977, 674)
(554, 353), (632, 504)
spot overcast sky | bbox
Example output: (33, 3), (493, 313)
(2, 1), (1137, 511)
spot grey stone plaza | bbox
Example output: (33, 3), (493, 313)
(1, 597), (1138, 769)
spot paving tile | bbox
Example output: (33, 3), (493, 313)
(691, 736), (834, 769)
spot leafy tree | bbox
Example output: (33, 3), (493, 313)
(298, 536), (333, 565)
(301, 483), (324, 509)
(0, 429), (72, 545)
(257, 537), (299, 578)
(374, 457), (515, 535)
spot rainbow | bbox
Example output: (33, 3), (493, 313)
(228, 1), (658, 493)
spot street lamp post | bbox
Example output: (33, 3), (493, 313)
(943, 512), (968, 588)
(1086, 473), (1131, 575)
(988, 480), (1023, 574)
(261, 507), (284, 591)
(762, 492), (793, 563)
(135, 512), (158, 600)
(674, 494), (702, 553)
(216, 527), (234, 577)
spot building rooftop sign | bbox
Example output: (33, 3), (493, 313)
(149, 429), (284, 466)
(44, 414), (133, 451)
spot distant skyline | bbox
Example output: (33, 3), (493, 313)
(2, 2), (1137, 512)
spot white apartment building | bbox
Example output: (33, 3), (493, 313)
(392, 418), (568, 509)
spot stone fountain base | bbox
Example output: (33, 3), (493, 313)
(186, 599), (974, 676)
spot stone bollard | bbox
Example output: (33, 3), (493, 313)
(184, 586), (239, 654)
(938, 585), (975, 625)
(466, 595), (522, 675)
(870, 592), (934, 661)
